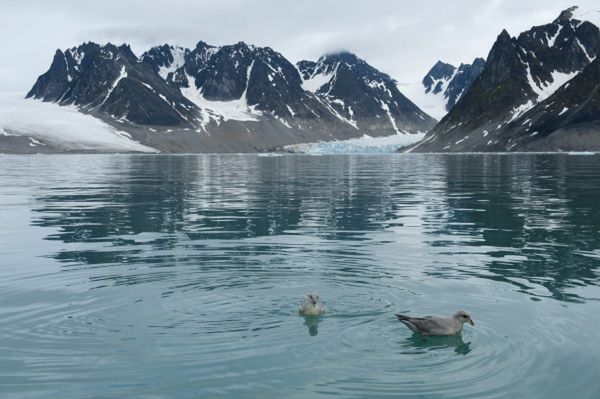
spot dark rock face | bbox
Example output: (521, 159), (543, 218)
(193, 42), (255, 101)
(411, 7), (600, 152)
(297, 60), (316, 80)
(100, 79), (189, 126)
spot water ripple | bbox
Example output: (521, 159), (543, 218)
(1, 154), (600, 398)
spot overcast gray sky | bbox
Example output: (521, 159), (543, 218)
(1, 0), (597, 92)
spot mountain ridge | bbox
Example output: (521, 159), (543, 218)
(13, 6), (600, 154)
(22, 40), (434, 153)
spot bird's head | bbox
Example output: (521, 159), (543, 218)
(305, 293), (320, 305)
(454, 309), (474, 326)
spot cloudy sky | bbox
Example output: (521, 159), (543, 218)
(1, 0), (597, 92)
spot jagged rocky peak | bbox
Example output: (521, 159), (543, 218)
(515, 7), (599, 79)
(188, 41), (304, 103)
(27, 41), (137, 104)
(141, 41), (221, 84)
(152, 41), (219, 89)
(28, 41), (197, 127)
(555, 6), (579, 23)
(423, 61), (456, 94)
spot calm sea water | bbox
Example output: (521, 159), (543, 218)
(1, 154), (600, 399)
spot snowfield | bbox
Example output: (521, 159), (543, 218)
(283, 132), (426, 154)
(398, 81), (446, 122)
(0, 93), (156, 152)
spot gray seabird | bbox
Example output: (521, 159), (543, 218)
(396, 310), (474, 336)
(298, 293), (326, 316)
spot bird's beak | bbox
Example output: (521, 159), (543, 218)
(469, 318), (474, 326)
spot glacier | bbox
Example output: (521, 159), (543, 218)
(0, 93), (156, 152)
(283, 132), (426, 154)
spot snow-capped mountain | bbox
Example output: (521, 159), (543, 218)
(297, 52), (435, 135)
(153, 42), (346, 131)
(23, 41), (434, 153)
(411, 6), (600, 152)
(27, 42), (197, 127)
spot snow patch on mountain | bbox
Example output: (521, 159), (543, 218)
(508, 100), (535, 123)
(547, 24), (563, 47)
(180, 72), (262, 126)
(315, 96), (358, 129)
(101, 66), (127, 105)
(0, 93), (156, 152)
(399, 82), (447, 121)
(530, 70), (579, 103)
(301, 71), (334, 93)
(159, 46), (186, 79)
(380, 101), (400, 133)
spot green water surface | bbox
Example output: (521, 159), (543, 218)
(1, 154), (599, 398)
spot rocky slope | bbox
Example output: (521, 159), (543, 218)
(410, 6), (600, 152)
(493, 56), (600, 151)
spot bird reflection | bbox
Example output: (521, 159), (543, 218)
(303, 315), (322, 336)
(404, 333), (472, 356)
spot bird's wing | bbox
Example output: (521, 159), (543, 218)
(397, 315), (453, 335)
(396, 314), (420, 332)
